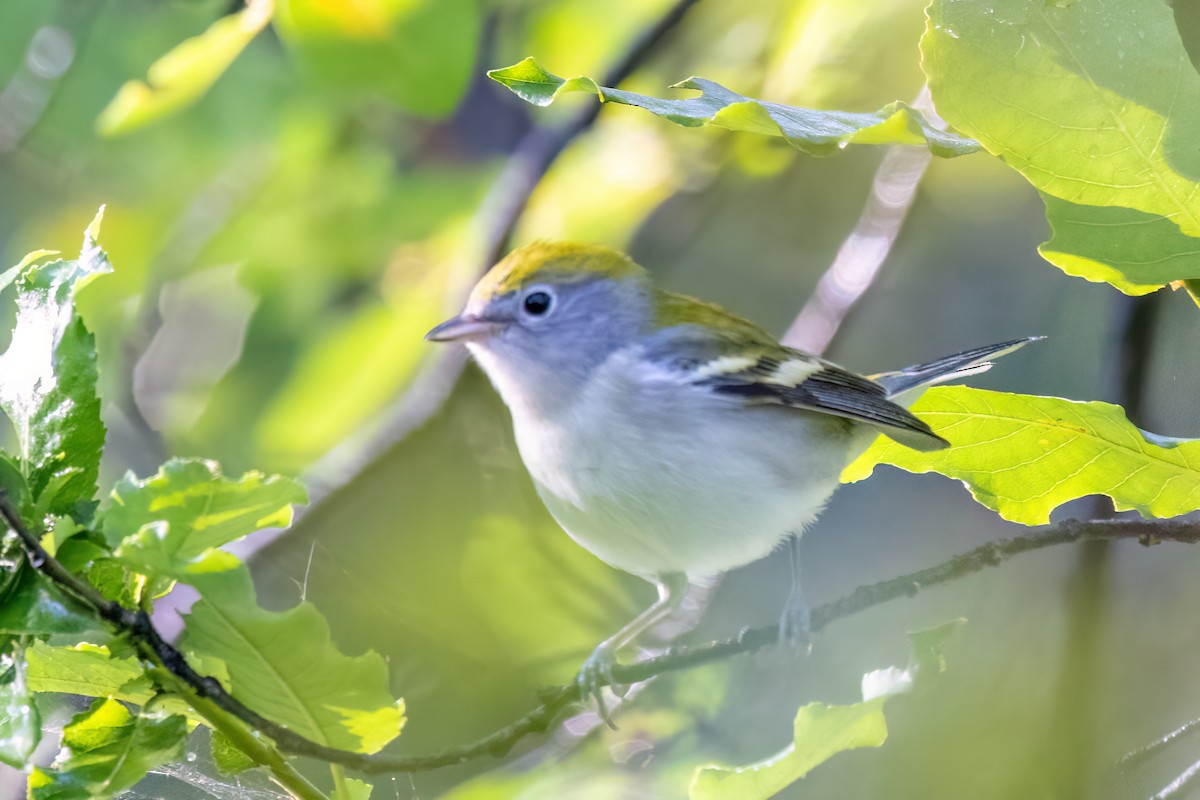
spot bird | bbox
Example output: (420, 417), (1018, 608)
(426, 241), (1034, 712)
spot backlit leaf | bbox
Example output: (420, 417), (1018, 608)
(843, 387), (1200, 525)
(180, 557), (404, 753)
(690, 700), (888, 800)
(28, 698), (186, 799)
(922, 0), (1200, 292)
(101, 458), (306, 572)
(0, 210), (111, 516)
(96, 1), (274, 136)
(488, 57), (979, 157)
(26, 641), (152, 704)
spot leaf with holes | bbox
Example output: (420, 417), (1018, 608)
(179, 556), (404, 753)
(488, 58), (979, 157)
(843, 387), (1200, 525)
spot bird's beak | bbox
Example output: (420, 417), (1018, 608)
(425, 314), (505, 343)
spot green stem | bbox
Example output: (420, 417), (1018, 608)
(330, 764), (351, 800)
(149, 667), (329, 800)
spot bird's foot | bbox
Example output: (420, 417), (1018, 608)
(576, 642), (620, 729)
(778, 600), (813, 655)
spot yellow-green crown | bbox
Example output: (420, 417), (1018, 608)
(471, 241), (647, 302)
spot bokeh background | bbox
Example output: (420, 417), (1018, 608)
(2, 0), (1200, 798)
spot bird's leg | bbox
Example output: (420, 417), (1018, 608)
(778, 534), (813, 653)
(577, 571), (688, 726)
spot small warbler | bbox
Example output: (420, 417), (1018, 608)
(428, 242), (1033, 706)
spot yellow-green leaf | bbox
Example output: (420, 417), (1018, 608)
(922, 0), (1200, 293)
(180, 558), (404, 753)
(843, 387), (1200, 525)
(96, 0), (274, 136)
(689, 700), (888, 800)
(29, 698), (186, 799)
(488, 57), (979, 158)
(101, 458), (306, 567)
(26, 642), (152, 704)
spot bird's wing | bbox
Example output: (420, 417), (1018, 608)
(641, 294), (948, 452)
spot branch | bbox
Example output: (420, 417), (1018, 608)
(295, 0), (703, 512)
(781, 85), (942, 355)
(4, 487), (1196, 775)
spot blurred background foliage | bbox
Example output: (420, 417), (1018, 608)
(2, 0), (1200, 798)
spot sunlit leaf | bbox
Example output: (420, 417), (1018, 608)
(0, 210), (111, 516)
(862, 618), (965, 701)
(26, 641), (152, 704)
(843, 387), (1200, 525)
(1039, 195), (1200, 295)
(210, 729), (256, 777)
(28, 698), (186, 799)
(488, 57), (979, 157)
(96, 0), (274, 136)
(100, 458), (306, 569)
(690, 700), (888, 800)
(922, 0), (1200, 291)
(275, 0), (480, 116)
(0, 641), (39, 769)
(345, 777), (374, 800)
(180, 557), (404, 753)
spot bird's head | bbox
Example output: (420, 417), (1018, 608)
(426, 242), (654, 409)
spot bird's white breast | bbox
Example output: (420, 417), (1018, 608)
(475, 344), (855, 581)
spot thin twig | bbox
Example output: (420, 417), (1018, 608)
(1121, 718), (1200, 770)
(3, 489), (1195, 775)
(782, 85), (942, 355)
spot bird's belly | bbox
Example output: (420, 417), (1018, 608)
(516, 401), (851, 581)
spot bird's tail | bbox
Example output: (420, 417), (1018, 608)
(870, 337), (1043, 400)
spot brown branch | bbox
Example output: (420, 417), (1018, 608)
(4, 488), (1196, 775)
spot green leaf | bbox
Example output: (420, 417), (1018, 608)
(0, 210), (111, 516)
(96, 1), (274, 137)
(0, 455), (29, 514)
(180, 558), (404, 753)
(0, 560), (95, 636)
(689, 699), (888, 800)
(101, 458), (307, 573)
(0, 641), (40, 769)
(843, 386), (1200, 525)
(1182, 278), (1200, 308)
(488, 57), (979, 157)
(345, 777), (374, 800)
(26, 641), (152, 704)
(862, 618), (966, 701)
(922, 0), (1200, 291)
(1038, 195), (1200, 295)
(275, 0), (480, 116)
(28, 698), (186, 800)
(210, 729), (256, 777)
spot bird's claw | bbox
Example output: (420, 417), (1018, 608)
(778, 601), (813, 655)
(576, 642), (619, 729)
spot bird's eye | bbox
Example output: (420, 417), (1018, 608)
(522, 290), (553, 316)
